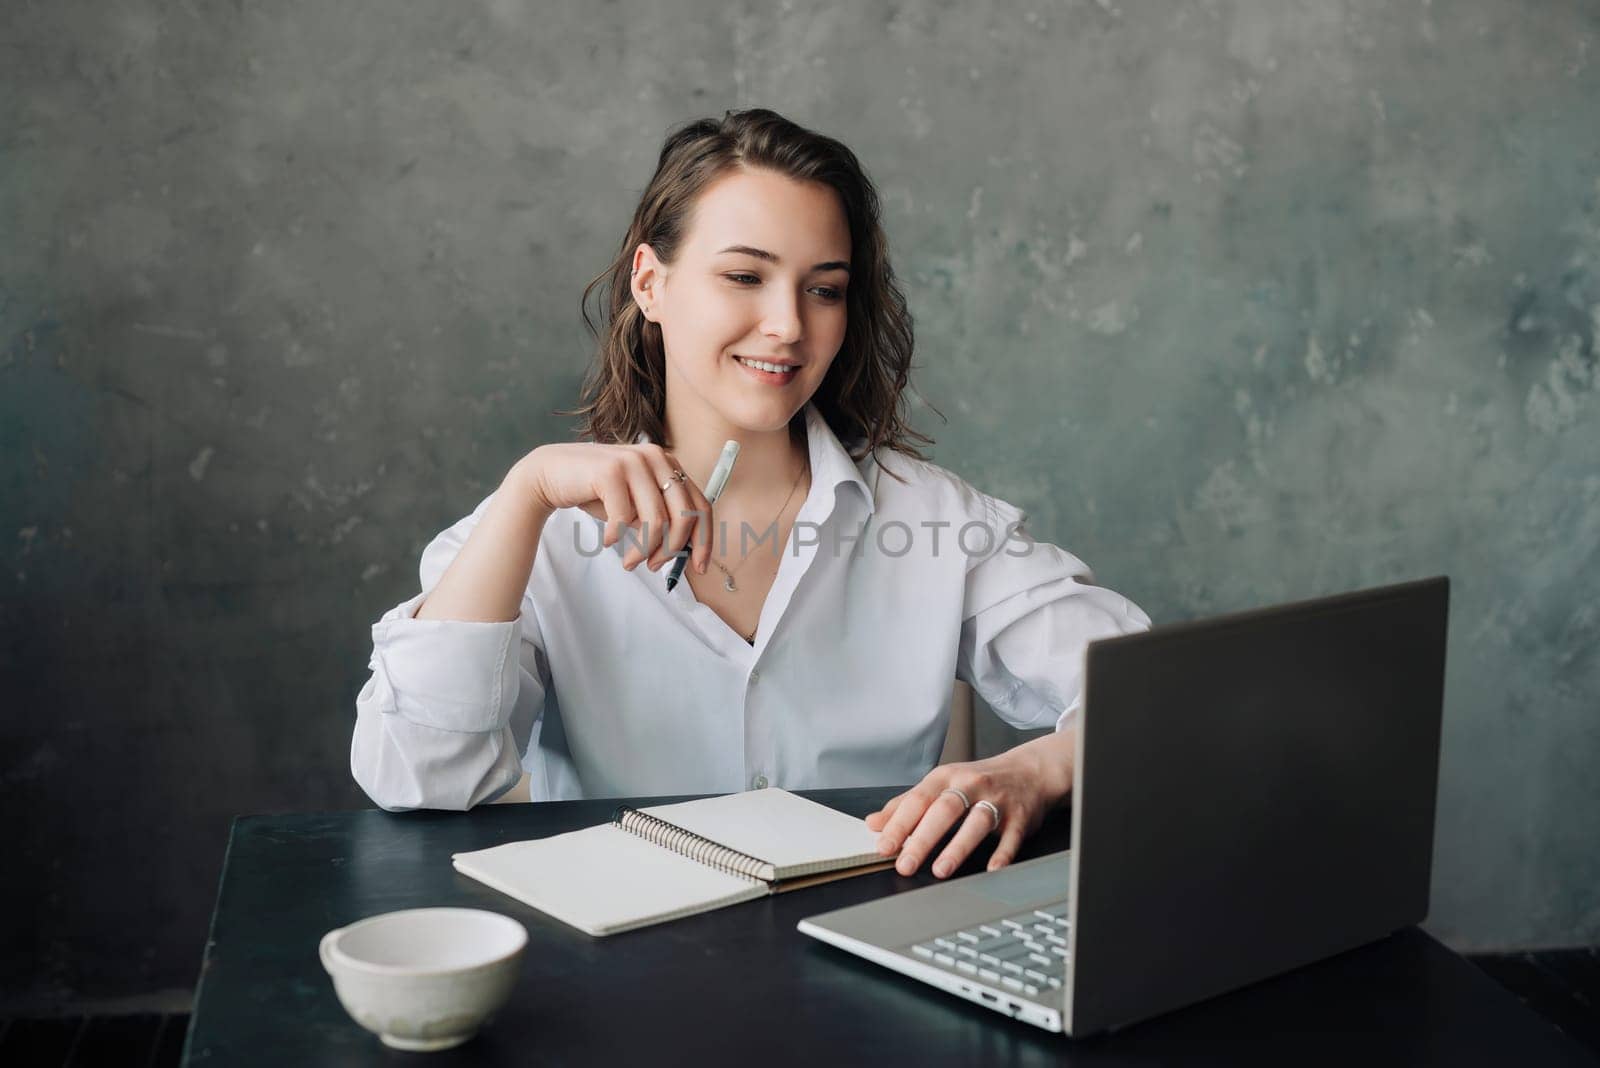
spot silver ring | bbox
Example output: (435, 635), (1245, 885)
(974, 799), (1001, 831)
(940, 787), (972, 812)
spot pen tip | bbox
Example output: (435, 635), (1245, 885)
(665, 576), (677, 592)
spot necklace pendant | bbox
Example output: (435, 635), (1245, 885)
(723, 574), (737, 593)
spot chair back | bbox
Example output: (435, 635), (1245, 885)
(938, 680), (976, 765)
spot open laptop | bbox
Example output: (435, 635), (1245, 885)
(798, 576), (1449, 1036)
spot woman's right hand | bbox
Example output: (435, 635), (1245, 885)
(521, 443), (714, 575)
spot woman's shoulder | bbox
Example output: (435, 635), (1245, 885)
(864, 447), (1027, 533)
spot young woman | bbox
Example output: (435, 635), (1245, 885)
(352, 108), (1149, 881)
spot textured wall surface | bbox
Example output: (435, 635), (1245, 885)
(3, 0), (1597, 1010)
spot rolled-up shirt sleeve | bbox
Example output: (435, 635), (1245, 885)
(956, 494), (1151, 733)
(351, 496), (547, 811)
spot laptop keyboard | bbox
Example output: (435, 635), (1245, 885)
(907, 902), (1071, 999)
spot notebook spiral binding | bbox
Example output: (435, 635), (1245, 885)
(611, 807), (770, 884)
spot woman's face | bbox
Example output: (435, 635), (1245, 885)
(632, 167), (852, 436)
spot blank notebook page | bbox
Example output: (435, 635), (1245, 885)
(451, 824), (765, 937)
(640, 788), (884, 878)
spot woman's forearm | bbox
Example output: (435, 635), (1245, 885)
(415, 458), (553, 623)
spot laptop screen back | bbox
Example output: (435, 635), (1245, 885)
(1066, 577), (1449, 1035)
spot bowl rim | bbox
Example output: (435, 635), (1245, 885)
(321, 907), (528, 979)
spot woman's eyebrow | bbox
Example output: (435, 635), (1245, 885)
(715, 244), (850, 273)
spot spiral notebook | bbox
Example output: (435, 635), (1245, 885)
(451, 788), (896, 936)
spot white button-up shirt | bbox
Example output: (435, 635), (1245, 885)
(351, 402), (1151, 811)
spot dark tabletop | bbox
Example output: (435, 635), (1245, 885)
(185, 787), (1592, 1066)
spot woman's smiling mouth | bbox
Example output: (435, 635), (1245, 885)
(733, 355), (801, 383)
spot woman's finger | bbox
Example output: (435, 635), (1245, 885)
(986, 814), (1027, 872)
(893, 789), (970, 876)
(649, 457), (701, 570)
(594, 466), (635, 550)
(932, 804), (1000, 879)
(876, 787), (938, 857)
(869, 791), (908, 823)
(653, 447), (714, 574)
(618, 454), (668, 568)
(865, 791), (907, 834)
(686, 477), (714, 575)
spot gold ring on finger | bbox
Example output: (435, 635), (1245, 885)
(974, 799), (1001, 832)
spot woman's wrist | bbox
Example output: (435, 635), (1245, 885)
(1012, 729), (1076, 810)
(509, 451), (557, 523)
(414, 457), (554, 624)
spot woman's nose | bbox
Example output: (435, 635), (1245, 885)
(760, 291), (803, 344)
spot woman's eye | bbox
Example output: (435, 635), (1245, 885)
(724, 274), (844, 302)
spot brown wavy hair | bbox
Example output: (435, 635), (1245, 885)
(565, 108), (939, 479)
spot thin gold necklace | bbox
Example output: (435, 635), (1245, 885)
(710, 457), (809, 594)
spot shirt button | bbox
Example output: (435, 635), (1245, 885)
(749, 669), (760, 684)
(753, 774), (769, 789)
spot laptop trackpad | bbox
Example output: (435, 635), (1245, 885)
(965, 852), (1074, 908)
(803, 851), (1073, 948)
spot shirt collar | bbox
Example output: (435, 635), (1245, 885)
(635, 402), (876, 516)
(802, 401), (877, 517)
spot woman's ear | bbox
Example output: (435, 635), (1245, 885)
(631, 245), (661, 322)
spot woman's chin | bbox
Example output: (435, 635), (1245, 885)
(715, 392), (807, 433)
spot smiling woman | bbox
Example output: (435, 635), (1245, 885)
(629, 168), (852, 450)
(350, 108), (1150, 882)
(571, 111), (923, 478)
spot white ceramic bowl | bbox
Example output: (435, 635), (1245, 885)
(319, 907), (527, 1051)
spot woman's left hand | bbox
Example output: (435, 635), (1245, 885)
(865, 729), (1077, 879)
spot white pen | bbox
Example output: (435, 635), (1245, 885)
(665, 439), (740, 592)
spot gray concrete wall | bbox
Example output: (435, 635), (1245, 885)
(2, 0), (1596, 1010)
